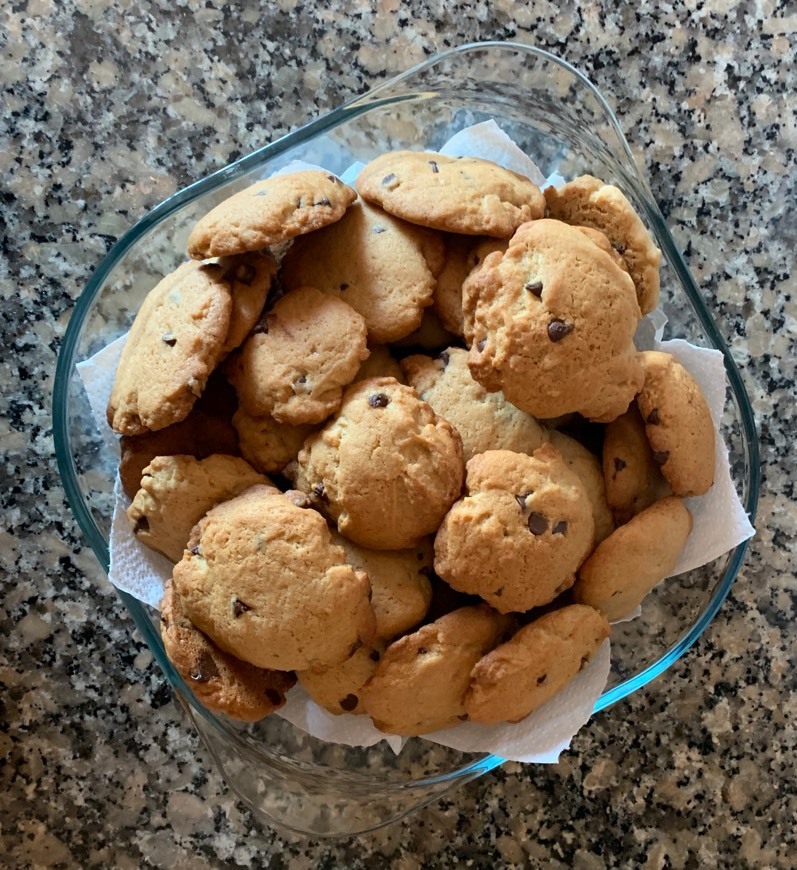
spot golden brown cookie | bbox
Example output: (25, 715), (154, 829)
(635, 351), (715, 497)
(333, 532), (434, 640)
(231, 406), (315, 475)
(434, 446), (595, 614)
(187, 170), (357, 259)
(465, 604), (610, 724)
(227, 286), (369, 425)
(108, 261), (234, 435)
(220, 251), (278, 355)
(118, 370), (240, 499)
(356, 151), (545, 237)
(294, 377), (464, 550)
(297, 642), (386, 716)
(545, 175), (662, 314)
(464, 219), (643, 422)
(574, 495), (693, 620)
(160, 578), (295, 722)
(401, 348), (548, 463)
(547, 430), (615, 547)
(127, 454), (268, 562)
(172, 485), (376, 670)
(281, 199), (440, 343)
(602, 403), (672, 524)
(360, 605), (513, 735)
(575, 226), (630, 273)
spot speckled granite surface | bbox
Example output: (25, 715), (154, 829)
(2, 1), (794, 866)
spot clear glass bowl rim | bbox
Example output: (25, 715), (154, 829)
(53, 41), (760, 791)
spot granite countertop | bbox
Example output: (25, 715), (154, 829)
(2, 1), (794, 866)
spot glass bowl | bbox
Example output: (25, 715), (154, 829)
(53, 42), (759, 837)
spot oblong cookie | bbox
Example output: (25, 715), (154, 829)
(635, 351), (715, 497)
(360, 605), (513, 735)
(357, 151), (545, 237)
(173, 485), (376, 671)
(127, 454), (268, 563)
(573, 496), (693, 620)
(465, 604), (610, 724)
(188, 170), (356, 259)
(160, 578), (295, 722)
(434, 446), (595, 614)
(281, 199), (440, 344)
(602, 403), (671, 524)
(401, 348), (548, 463)
(294, 377), (464, 550)
(227, 286), (369, 425)
(545, 175), (662, 315)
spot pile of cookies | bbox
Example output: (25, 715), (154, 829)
(107, 151), (715, 734)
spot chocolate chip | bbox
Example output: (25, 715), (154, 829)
(372, 226), (386, 234)
(190, 651), (219, 683)
(161, 333), (177, 346)
(476, 338), (487, 352)
(339, 282), (349, 291)
(537, 674), (547, 685)
(382, 173), (396, 186)
(653, 450), (670, 466)
(494, 587), (504, 597)
(527, 512), (548, 535)
(368, 393), (390, 408)
(525, 280), (543, 296)
(189, 544), (201, 556)
(234, 263), (255, 284)
(547, 319), (574, 342)
(233, 598), (253, 617)
(417, 646), (428, 655)
(614, 457), (626, 473)
(265, 689), (283, 706)
(133, 516), (149, 534)
(429, 160), (439, 173)
(438, 350), (450, 367)
(552, 520), (568, 536)
(313, 482), (328, 502)
(457, 713), (469, 721)
(369, 649), (381, 662)
(612, 242), (626, 255)
(339, 694), (359, 711)
(647, 408), (661, 425)
(326, 174), (339, 183)
(314, 196), (331, 207)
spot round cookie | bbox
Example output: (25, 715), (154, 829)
(434, 446), (595, 614)
(545, 175), (662, 314)
(107, 260), (235, 435)
(187, 170), (356, 259)
(297, 642), (386, 716)
(160, 578), (296, 722)
(602, 403), (672, 524)
(281, 199), (441, 343)
(433, 235), (509, 336)
(332, 532), (434, 640)
(574, 495), (693, 621)
(635, 351), (715, 497)
(547, 430), (615, 547)
(119, 370), (240, 499)
(464, 219), (643, 423)
(294, 377), (464, 550)
(360, 605), (514, 735)
(227, 286), (369, 425)
(127, 454), (268, 563)
(353, 345), (405, 383)
(465, 604), (610, 724)
(401, 348), (548, 463)
(232, 406), (315, 475)
(173, 485), (376, 671)
(356, 151), (545, 237)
